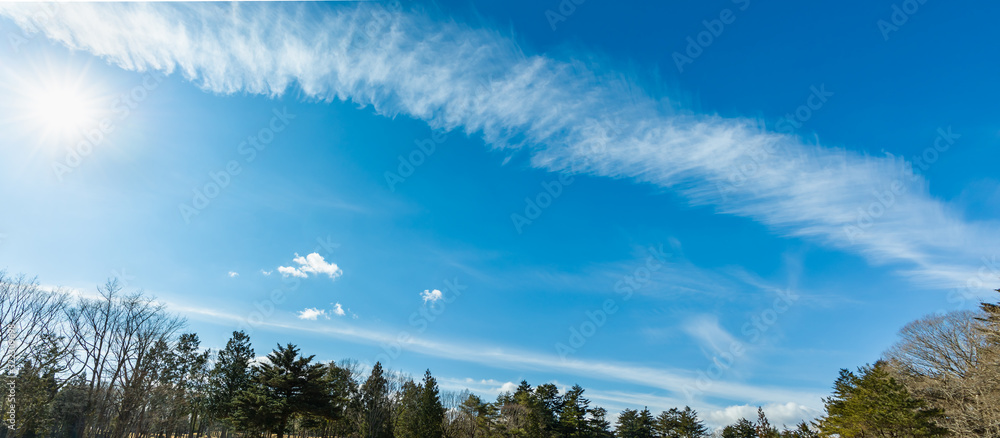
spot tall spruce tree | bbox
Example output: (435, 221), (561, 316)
(359, 362), (393, 438)
(559, 385), (589, 437)
(394, 380), (423, 438)
(417, 369), (446, 438)
(208, 331), (254, 437)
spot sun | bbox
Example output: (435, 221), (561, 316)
(29, 85), (95, 133)
(24, 80), (104, 140)
(4, 61), (109, 145)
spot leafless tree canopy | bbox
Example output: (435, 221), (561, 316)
(885, 307), (1000, 438)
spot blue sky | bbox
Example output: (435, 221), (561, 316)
(0, 0), (998, 428)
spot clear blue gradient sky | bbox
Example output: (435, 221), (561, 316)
(0, 0), (997, 428)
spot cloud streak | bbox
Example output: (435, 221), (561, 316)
(2, 2), (993, 295)
(169, 300), (825, 412)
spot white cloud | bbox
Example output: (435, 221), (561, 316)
(278, 252), (342, 280)
(4, 2), (995, 295)
(261, 269), (272, 276)
(436, 376), (814, 429)
(228, 271), (239, 278)
(333, 302), (346, 316)
(172, 300), (824, 411)
(297, 307), (328, 320)
(421, 289), (443, 303)
(682, 314), (740, 358)
(707, 402), (820, 430)
(498, 381), (518, 393)
(439, 377), (519, 396)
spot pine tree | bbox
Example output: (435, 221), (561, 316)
(816, 361), (947, 437)
(321, 362), (357, 436)
(176, 333), (211, 437)
(559, 385), (589, 437)
(754, 407), (779, 438)
(394, 380), (423, 438)
(208, 331), (254, 437)
(616, 407), (655, 438)
(587, 406), (615, 438)
(359, 362), (393, 438)
(254, 343), (331, 438)
(780, 422), (819, 438)
(655, 406), (708, 438)
(532, 383), (563, 437)
(417, 369), (446, 438)
(722, 418), (756, 438)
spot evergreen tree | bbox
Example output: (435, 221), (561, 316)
(780, 422), (819, 438)
(254, 343), (332, 438)
(359, 362), (393, 438)
(559, 385), (589, 437)
(816, 362), (947, 437)
(231, 378), (281, 436)
(12, 358), (60, 438)
(322, 362), (357, 436)
(616, 408), (655, 438)
(586, 407), (615, 438)
(532, 383), (563, 437)
(208, 331), (254, 436)
(418, 369), (446, 438)
(455, 393), (490, 438)
(722, 418), (756, 438)
(176, 333), (211, 437)
(654, 406), (708, 438)
(394, 380), (423, 438)
(755, 407), (779, 438)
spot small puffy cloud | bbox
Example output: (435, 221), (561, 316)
(333, 302), (346, 316)
(251, 356), (271, 366)
(278, 253), (342, 280)
(228, 271), (239, 278)
(421, 289), (443, 303)
(451, 378), (518, 395)
(707, 403), (819, 429)
(261, 269), (272, 276)
(297, 307), (328, 320)
(497, 381), (518, 393)
(278, 266), (307, 278)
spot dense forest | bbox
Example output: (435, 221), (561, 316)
(1, 271), (998, 438)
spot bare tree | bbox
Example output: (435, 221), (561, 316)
(67, 279), (184, 438)
(0, 272), (70, 373)
(885, 310), (1000, 437)
(886, 310), (984, 378)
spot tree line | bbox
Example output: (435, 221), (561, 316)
(1, 271), (998, 438)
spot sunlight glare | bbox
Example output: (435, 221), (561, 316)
(26, 81), (102, 139)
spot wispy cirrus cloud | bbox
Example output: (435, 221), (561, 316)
(2, 2), (994, 296)
(683, 314), (740, 358)
(171, 300), (825, 410)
